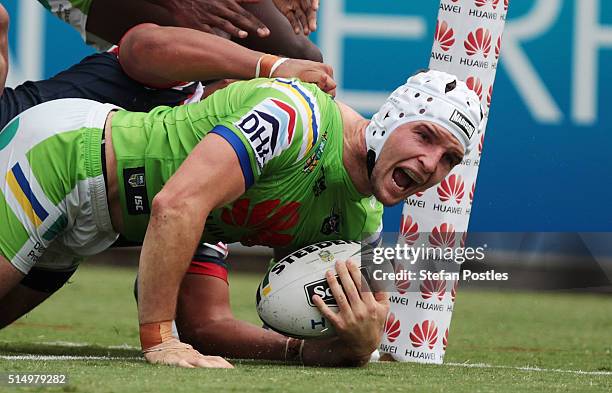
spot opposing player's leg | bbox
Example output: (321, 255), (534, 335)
(0, 256), (24, 301)
(0, 266), (76, 329)
(238, 0), (322, 62)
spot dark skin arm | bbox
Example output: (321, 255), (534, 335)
(118, 24), (335, 94)
(86, 0), (321, 62)
(177, 261), (389, 367)
(237, 0), (322, 61)
(0, 257), (24, 302)
(87, 0), (269, 44)
(0, 4), (9, 94)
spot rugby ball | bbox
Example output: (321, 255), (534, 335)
(256, 240), (368, 338)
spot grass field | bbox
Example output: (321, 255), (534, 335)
(1, 264), (611, 392)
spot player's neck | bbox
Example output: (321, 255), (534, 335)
(338, 102), (372, 196)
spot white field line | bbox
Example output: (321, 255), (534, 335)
(2, 356), (610, 376)
(445, 362), (612, 376)
(38, 341), (140, 350)
(0, 341), (142, 361)
(1, 341), (611, 376)
(0, 355), (142, 361)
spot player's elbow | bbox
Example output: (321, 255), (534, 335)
(151, 189), (211, 226)
(119, 24), (167, 78)
(150, 192), (190, 221)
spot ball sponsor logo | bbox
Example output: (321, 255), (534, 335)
(504, 0), (509, 11)
(384, 313), (401, 343)
(303, 266), (369, 306)
(435, 21), (455, 52)
(464, 28), (492, 58)
(400, 214), (419, 245)
(420, 279), (446, 301)
(429, 223), (456, 248)
(487, 85), (493, 108)
(478, 132), (485, 155)
(410, 320), (439, 350)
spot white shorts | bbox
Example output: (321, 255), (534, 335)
(0, 98), (119, 274)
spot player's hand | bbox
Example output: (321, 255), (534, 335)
(172, 0), (271, 39)
(143, 338), (234, 368)
(312, 260), (390, 362)
(272, 0), (319, 35)
(273, 59), (337, 96)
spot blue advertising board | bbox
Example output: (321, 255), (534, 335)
(4, 0), (612, 231)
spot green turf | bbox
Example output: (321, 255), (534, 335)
(1, 265), (611, 392)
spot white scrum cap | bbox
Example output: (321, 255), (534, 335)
(365, 70), (483, 175)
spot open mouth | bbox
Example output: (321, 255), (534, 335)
(392, 167), (420, 191)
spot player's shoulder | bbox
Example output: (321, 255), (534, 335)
(256, 78), (330, 104)
(223, 78), (332, 111)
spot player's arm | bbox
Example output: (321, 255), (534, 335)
(87, 0), (270, 44)
(176, 274), (292, 361)
(232, 0), (322, 62)
(177, 261), (388, 367)
(0, 4), (9, 94)
(118, 24), (335, 95)
(137, 133), (245, 368)
(0, 256), (25, 301)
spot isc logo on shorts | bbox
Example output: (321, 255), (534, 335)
(236, 99), (296, 169)
(123, 167), (150, 215)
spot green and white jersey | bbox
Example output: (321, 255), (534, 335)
(37, 0), (111, 50)
(111, 78), (383, 250)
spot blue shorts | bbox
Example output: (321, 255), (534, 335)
(0, 50), (201, 130)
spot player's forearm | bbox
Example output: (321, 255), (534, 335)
(87, 0), (176, 45)
(180, 317), (369, 366)
(138, 198), (209, 325)
(302, 337), (371, 367)
(119, 24), (263, 87)
(179, 317), (290, 361)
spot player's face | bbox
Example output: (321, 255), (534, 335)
(370, 121), (465, 206)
